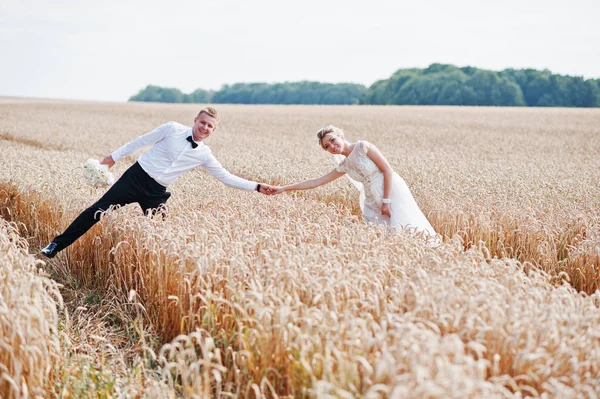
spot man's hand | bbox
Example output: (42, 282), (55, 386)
(381, 203), (391, 217)
(101, 155), (115, 169)
(258, 184), (279, 195)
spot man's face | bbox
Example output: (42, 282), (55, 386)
(192, 113), (217, 141)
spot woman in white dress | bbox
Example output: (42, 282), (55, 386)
(273, 126), (437, 238)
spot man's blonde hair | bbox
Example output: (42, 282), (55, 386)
(198, 107), (219, 123)
(316, 125), (344, 148)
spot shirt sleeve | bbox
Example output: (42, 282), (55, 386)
(201, 152), (258, 191)
(111, 122), (173, 162)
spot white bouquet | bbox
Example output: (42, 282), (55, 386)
(82, 158), (115, 188)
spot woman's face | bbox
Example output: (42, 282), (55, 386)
(321, 133), (344, 154)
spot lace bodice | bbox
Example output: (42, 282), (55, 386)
(335, 141), (381, 183)
(333, 140), (437, 238)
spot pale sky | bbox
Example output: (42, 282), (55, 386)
(1, 0), (598, 102)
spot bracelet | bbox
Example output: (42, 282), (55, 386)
(256, 183), (261, 192)
(382, 198), (392, 204)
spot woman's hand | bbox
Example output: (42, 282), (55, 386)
(381, 203), (391, 217)
(270, 186), (286, 195)
(100, 155), (115, 168)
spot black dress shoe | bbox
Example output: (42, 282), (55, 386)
(40, 242), (59, 258)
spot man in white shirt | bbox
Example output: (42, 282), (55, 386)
(41, 107), (275, 258)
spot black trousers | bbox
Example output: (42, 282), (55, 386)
(52, 162), (171, 252)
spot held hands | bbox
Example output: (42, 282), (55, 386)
(100, 155), (115, 169)
(381, 203), (391, 217)
(258, 184), (284, 195)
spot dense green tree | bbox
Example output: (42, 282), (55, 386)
(211, 81), (365, 105)
(463, 71), (525, 106)
(183, 89), (213, 104)
(362, 64), (597, 107)
(129, 65), (599, 107)
(129, 85), (185, 103)
(361, 64), (525, 106)
(493, 78), (526, 106)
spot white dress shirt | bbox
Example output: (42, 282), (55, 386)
(111, 121), (257, 190)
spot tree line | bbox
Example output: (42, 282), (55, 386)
(129, 82), (365, 105)
(129, 64), (600, 107)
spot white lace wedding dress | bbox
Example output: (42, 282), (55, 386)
(335, 140), (437, 237)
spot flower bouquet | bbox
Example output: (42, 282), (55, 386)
(82, 158), (115, 188)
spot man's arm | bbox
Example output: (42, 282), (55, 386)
(202, 153), (270, 192)
(101, 122), (173, 168)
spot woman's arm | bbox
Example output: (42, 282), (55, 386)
(365, 143), (394, 216)
(281, 168), (345, 192)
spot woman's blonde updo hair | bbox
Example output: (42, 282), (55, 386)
(316, 125), (344, 149)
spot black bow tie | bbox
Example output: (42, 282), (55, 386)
(186, 136), (198, 149)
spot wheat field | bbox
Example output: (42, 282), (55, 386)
(1, 98), (599, 398)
